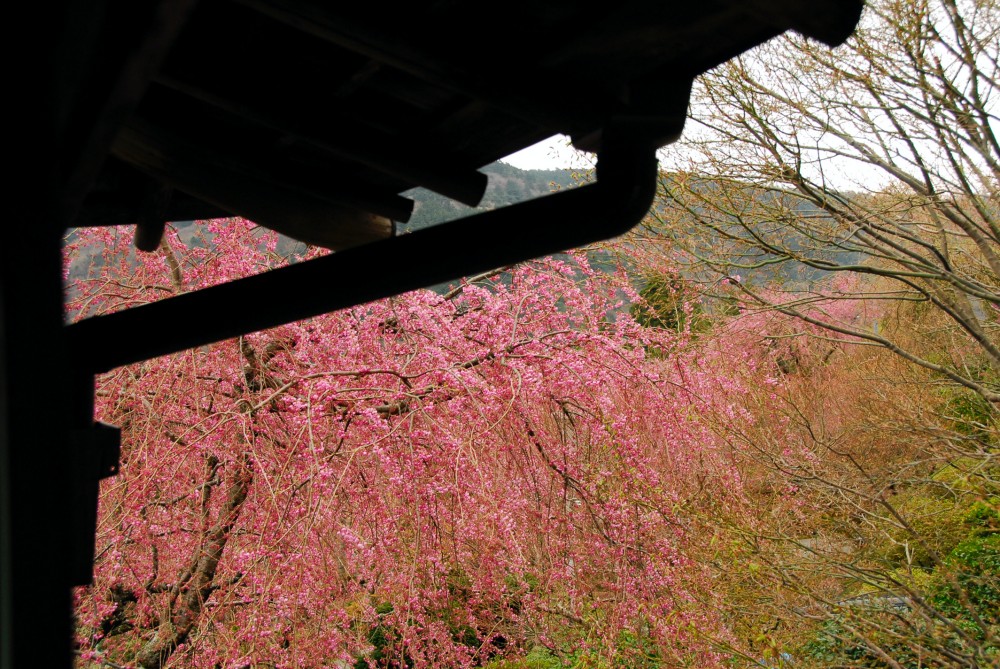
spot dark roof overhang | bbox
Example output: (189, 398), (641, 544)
(61, 0), (864, 369)
(70, 0), (865, 252)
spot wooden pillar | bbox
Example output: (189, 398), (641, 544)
(1, 225), (76, 668)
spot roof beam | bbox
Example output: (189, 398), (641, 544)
(232, 0), (581, 132)
(74, 189), (229, 230)
(114, 116), (398, 249)
(56, 0), (200, 226)
(155, 73), (488, 206)
(73, 158), (229, 229)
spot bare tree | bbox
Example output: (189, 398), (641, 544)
(634, 0), (1000, 665)
(645, 0), (999, 403)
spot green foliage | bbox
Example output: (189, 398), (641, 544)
(610, 630), (660, 669)
(929, 534), (1000, 634)
(943, 387), (997, 446)
(485, 628), (661, 669)
(800, 474), (999, 667)
(355, 568), (524, 668)
(964, 500), (1000, 534)
(631, 273), (708, 333)
(354, 602), (408, 669)
(486, 646), (564, 669)
(801, 617), (868, 666)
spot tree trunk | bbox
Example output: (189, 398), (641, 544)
(136, 456), (252, 669)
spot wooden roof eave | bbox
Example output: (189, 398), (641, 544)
(55, 0), (200, 229)
(112, 115), (397, 250)
(154, 72), (489, 206)
(65, 0), (866, 253)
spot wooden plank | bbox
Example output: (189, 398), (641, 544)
(132, 85), (414, 221)
(57, 0), (200, 225)
(5, 5), (197, 666)
(133, 180), (172, 251)
(155, 74), (488, 206)
(74, 190), (230, 228)
(114, 116), (397, 249)
(74, 159), (231, 227)
(233, 0), (575, 132)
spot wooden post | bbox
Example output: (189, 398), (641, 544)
(1, 224), (76, 669)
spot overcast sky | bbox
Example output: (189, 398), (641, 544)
(500, 134), (594, 171)
(502, 127), (894, 192)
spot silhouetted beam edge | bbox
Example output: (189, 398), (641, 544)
(67, 146), (658, 373)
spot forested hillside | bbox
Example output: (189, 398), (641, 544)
(403, 162), (580, 230)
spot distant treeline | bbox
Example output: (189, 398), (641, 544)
(402, 161), (582, 231)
